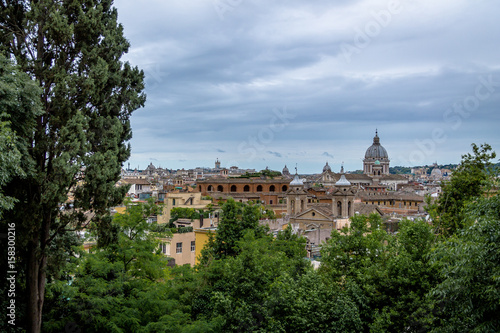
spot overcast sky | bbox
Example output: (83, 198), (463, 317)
(114, 0), (500, 174)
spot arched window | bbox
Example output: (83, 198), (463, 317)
(198, 186), (202, 192)
(256, 185), (263, 192)
(269, 185), (275, 192)
(378, 170), (381, 176)
(282, 185), (288, 192)
(217, 185), (223, 192)
(230, 185), (237, 192)
(270, 200), (273, 205)
(348, 201), (352, 216)
(337, 201), (342, 216)
(207, 185), (213, 192)
(244, 185), (250, 192)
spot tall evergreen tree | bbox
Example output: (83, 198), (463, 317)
(0, 1), (145, 331)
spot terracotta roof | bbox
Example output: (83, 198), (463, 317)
(122, 178), (151, 185)
(314, 205), (335, 217)
(353, 202), (384, 216)
(345, 174), (373, 181)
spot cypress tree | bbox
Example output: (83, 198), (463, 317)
(0, 1), (145, 331)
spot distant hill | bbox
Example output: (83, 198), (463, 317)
(390, 166), (412, 174)
(390, 164), (461, 175)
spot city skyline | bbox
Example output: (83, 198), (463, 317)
(114, 0), (500, 174)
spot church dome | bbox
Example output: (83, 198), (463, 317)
(290, 173), (304, 186)
(365, 130), (388, 159)
(323, 161), (331, 172)
(431, 168), (442, 178)
(282, 165), (289, 174)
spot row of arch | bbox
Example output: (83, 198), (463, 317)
(204, 184), (288, 193)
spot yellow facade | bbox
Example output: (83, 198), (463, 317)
(194, 228), (217, 265)
(158, 192), (212, 224)
(113, 206), (127, 215)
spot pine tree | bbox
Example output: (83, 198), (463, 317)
(0, 1), (145, 331)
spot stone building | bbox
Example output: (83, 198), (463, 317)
(286, 168), (381, 252)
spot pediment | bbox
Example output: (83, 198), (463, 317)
(295, 207), (333, 221)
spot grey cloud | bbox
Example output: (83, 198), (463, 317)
(267, 151), (282, 158)
(322, 152), (334, 159)
(114, 0), (500, 173)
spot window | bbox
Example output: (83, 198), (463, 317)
(270, 200), (273, 205)
(137, 184), (142, 191)
(217, 185), (223, 192)
(207, 185), (213, 192)
(269, 185), (275, 192)
(191, 241), (195, 252)
(230, 185), (237, 192)
(244, 185), (250, 192)
(176, 242), (182, 254)
(256, 185), (263, 192)
(162, 243), (167, 254)
(172, 198), (176, 206)
(282, 185), (288, 192)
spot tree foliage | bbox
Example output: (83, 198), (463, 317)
(199, 198), (268, 262)
(0, 0), (145, 331)
(42, 199), (190, 333)
(320, 213), (388, 280)
(427, 195), (500, 332)
(434, 143), (497, 236)
(169, 207), (212, 226)
(0, 54), (41, 217)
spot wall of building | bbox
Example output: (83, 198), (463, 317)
(158, 192), (212, 224)
(194, 228), (217, 265)
(160, 232), (197, 266)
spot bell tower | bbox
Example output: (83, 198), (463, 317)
(286, 167), (308, 216)
(331, 165), (357, 218)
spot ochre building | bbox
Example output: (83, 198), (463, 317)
(197, 178), (291, 206)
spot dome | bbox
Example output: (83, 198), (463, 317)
(282, 165), (289, 174)
(290, 173), (304, 186)
(431, 168), (442, 178)
(365, 130), (388, 159)
(335, 174), (351, 186)
(323, 161), (331, 172)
